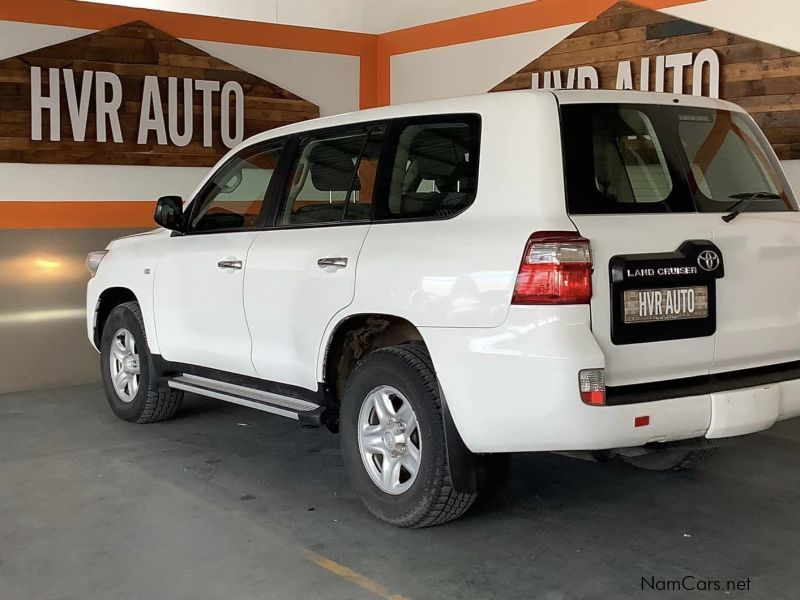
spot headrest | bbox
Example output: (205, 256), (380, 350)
(408, 129), (468, 180)
(309, 143), (360, 192)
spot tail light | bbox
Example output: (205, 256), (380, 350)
(512, 232), (592, 305)
(579, 369), (606, 406)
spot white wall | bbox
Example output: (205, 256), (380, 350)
(71, 0), (800, 37)
(187, 40), (359, 117)
(0, 21), (93, 59)
(75, 0), (365, 32)
(390, 23), (581, 105)
(363, 0), (531, 33)
(661, 0), (800, 54)
(76, 0), (534, 33)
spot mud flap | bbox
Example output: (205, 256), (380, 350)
(439, 386), (510, 493)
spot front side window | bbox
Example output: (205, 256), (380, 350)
(377, 116), (481, 221)
(277, 127), (383, 227)
(189, 143), (284, 232)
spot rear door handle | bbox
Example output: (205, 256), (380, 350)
(217, 259), (243, 270)
(317, 257), (348, 269)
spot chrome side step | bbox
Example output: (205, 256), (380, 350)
(168, 373), (324, 423)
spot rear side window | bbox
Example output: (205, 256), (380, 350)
(276, 127), (384, 226)
(375, 115), (480, 221)
(562, 103), (796, 215)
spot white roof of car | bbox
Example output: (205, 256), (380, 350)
(552, 88), (742, 112)
(244, 89), (744, 146)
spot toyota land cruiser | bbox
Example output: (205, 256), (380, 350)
(86, 90), (800, 527)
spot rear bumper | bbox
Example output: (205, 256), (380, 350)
(705, 380), (800, 438)
(421, 306), (800, 453)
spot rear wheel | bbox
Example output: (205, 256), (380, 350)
(100, 301), (183, 423)
(619, 448), (716, 472)
(340, 342), (477, 527)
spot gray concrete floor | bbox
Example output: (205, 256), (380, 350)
(1, 384), (799, 600)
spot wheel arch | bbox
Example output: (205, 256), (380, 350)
(93, 287), (139, 349)
(320, 313), (425, 403)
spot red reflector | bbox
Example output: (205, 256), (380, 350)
(580, 390), (606, 405)
(513, 232), (592, 305)
(634, 416), (650, 428)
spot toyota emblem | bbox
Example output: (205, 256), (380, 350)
(697, 250), (720, 272)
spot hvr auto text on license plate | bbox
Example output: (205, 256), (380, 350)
(623, 286), (708, 324)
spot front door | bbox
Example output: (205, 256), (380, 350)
(153, 142), (286, 375)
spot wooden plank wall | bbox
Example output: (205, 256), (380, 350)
(491, 1), (800, 160)
(0, 21), (320, 166)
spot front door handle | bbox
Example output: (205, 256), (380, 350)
(317, 257), (348, 269)
(217, 259), (243, 270)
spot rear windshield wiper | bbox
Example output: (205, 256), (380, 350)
(721, 192), (782, 223)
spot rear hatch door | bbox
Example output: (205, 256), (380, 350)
(560, 98), (799, 387)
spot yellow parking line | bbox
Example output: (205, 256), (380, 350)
(300, 547), (411, 600)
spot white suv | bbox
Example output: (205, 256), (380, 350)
(87, 90), (800, 527)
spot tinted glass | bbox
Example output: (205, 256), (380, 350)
(190, 143), (284, 232)
(592, 108), (673, 204)
(678, 109), (792, 212)
(562, 104), (691, 214)
(562, 104), (796, 215)
(377, 116), (480, 221)
(278, 127), (383, 226)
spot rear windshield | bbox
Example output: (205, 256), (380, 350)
(561, 103), (797, 215)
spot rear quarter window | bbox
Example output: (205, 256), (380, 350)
(561, 104), (693, 215)
(373, 114), (481, 222)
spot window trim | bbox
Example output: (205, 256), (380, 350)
(183, 136), (291, 236)
(372, 113), (482, 224)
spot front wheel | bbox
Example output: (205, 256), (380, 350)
(100, 301), (183, 423)
(340, 342), (477, 528)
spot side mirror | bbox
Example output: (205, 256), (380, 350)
(154, 196), (185, 232)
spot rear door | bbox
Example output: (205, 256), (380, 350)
(561, 101), (799, 387)
(245, 124), (384, 390)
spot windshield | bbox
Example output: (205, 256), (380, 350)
(561, 103), (796, 215)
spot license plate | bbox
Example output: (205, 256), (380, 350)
(623, 286), (709, 324)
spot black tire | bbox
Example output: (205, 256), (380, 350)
(340, 342), (477, 528)
(618, 448), (716, 472)
(100, 301), (183, 424)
